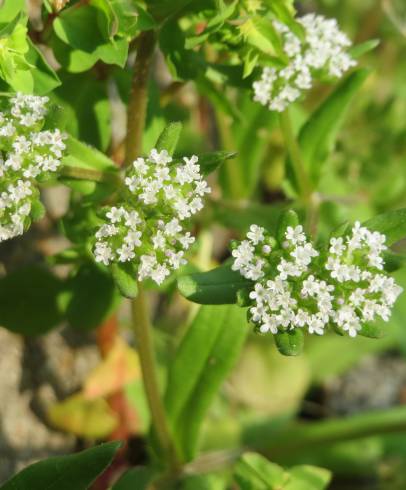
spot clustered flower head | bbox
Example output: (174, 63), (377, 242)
(232, 221), (403, 338)
(93, 148), (211, 285)
(0, 93), (66, 242)
(253, 14), (357, 112)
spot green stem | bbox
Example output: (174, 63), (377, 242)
(59, 165), (121, 185)
(125, 30), (156, 167)
(131, 285), (179, 469)
(279, 109), (311, 199)
(279, 109), (318, 235)
(201, 406), (406, 471)
(216, 110), (245, 200)
(263, 405), (406, 459)
(125, 30), (180, 472)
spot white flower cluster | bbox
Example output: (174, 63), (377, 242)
(0, 93), (66, 242)
(325, 222), (402, 337)
(253, 14), (357, 112)
(232, 222), (403, 338)
(94, 149), (211, 285)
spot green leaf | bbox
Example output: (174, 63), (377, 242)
(0, 442), (121, 490)
(239, 17), (284, 58)
(164, 305), (248, 461)
(0, 0), (25, 24)
(262, 0), (305, 39)
(214, 202), (285, 234)
(30, 199), (46, 221)
(159, 19), (205, 80)
(363, 208), (406, 246)
(25, 39), (61, 94)
(177, 264), (254, 305)
(298, 69), (369, 185)
(62, 135), (117, 171)
(359, 322), (386, 339)
(60, 204), (100, 245)
(234, 452), (286, 490)
(284, 465), (331, 490)
(53, 5), (106, 52)
(155, 122), (182, 156)
(349, 39), (380, 59)
(235, 460), (330, 490)
(112, 467), (157, 490)
(0, 22), (32, 92)
(65, 263), (120, 331)
(147, 0), (195, 21)
(0, 12), (24, 37)
(185, 1), (238, 49)
(55, 74), (113, 151)
(179, 474), (226, 490)
(110, 1), (156, 38)
(275, 329), (305, 356)
(97, 37), (129, 66)
(0, 265), (64, 335)
(51, 34), (99, 72)
(219, 94), (278, 199)
(383, 251), (406, 273)
(91, 0), (118, 39)
(196, 76), (241, 121)
(195, 151), (237, 176)
(111, 262), (138, 298)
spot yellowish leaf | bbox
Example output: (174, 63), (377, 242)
(84, 338), (140, 399)
(48, 393), (118, 438)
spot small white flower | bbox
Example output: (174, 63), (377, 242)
(149, 149), (172, 165)
(286, 225), (306, 244)
(106, 206), (126, 223)
(133, 157), (148, 174)
(291, 243), (318, 267)
(329, 237), (345, 256)
(94, 242), (114, 266)
(151, 264), (170, 285)
(247, 224), (265, 245)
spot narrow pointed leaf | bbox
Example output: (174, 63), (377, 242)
(177, 265), (254, 305)
(155, 122), (182, 156)
(0, 442), (121, 490)
(234, 452), (286, 490)
(363, 208), (406, 246)
(197, 151), (237, 176)
(349, 39), (380, 58)
(165, 305), (248, 461)
(111, 262), (138, 298)
(298, 69), (369, 185)
(112, 467), (157, 489)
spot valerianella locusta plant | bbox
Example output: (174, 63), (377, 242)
(93, 149), (211, 285)
(0, 93), (66, 242)
(231, 221), (403, 338)
(253, 14), (357, 112)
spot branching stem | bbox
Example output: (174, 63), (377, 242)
(125, 30), (180, 473)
